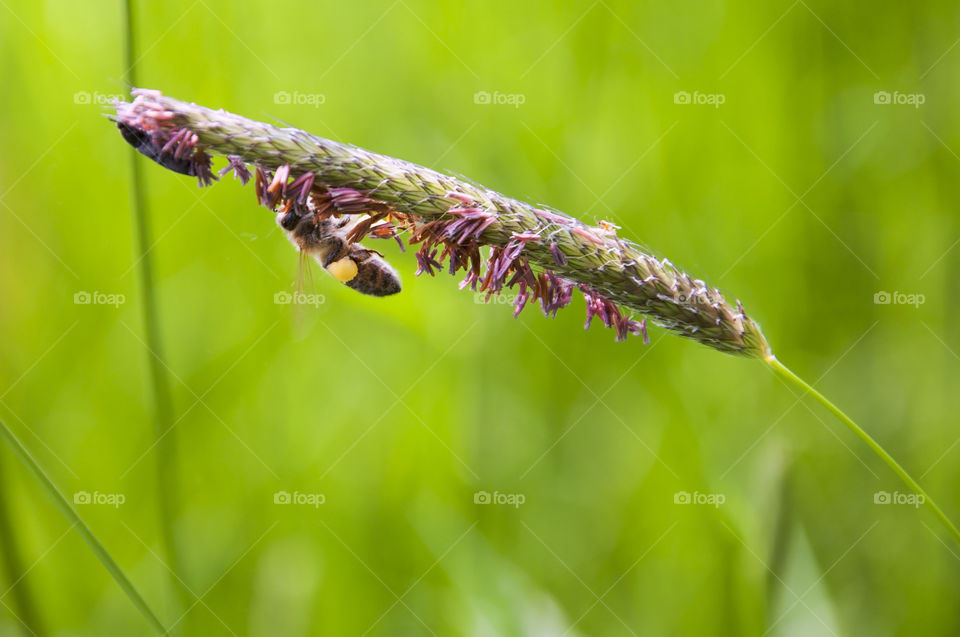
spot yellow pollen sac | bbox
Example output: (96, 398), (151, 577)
(326, 257), (358, 282)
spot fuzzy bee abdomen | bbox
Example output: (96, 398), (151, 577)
(345, 253), (402, 297)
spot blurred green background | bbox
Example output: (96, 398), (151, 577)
(1, 0), (959, 635)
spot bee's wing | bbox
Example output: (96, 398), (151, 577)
(297, 248), (314, 297)
(289, 249), (319, 340)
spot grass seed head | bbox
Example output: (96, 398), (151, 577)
(114, 89), (772, 358)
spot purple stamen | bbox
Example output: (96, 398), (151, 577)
(218, 155), (252, 185)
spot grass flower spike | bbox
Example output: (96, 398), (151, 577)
(109, 89), (960, 547)
(114, 89), (769, 355)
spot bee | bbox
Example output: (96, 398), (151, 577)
(278, 209), (401, 297)
(116, 122), (194, 176)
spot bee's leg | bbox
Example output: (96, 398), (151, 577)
(316, 235), (349, 268)
(317, 237), (363, 284)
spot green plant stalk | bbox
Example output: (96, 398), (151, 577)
(765, 460), (793, 625)
(0, 451), (45, 637)
(766, 356), (960, 544)
(120, 2), (185, 618)
(0, 419), (168, 635)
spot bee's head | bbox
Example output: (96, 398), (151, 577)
(278, 211), (335, 254)
(278, 210), (302, 231)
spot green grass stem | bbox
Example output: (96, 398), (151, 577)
(765, 355), (960, 545)
(0, 418), (168, 635)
